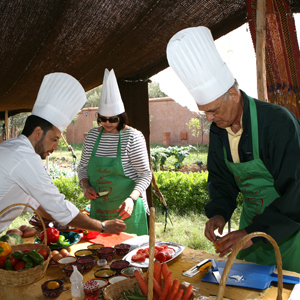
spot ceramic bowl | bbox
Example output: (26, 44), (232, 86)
(97, 258), (108, 268)
(57, 256), (77, 269)
(87, 243), (104, 257)
(41, 279), (64, 298)
(74, 249), (94, 259)
(114, 244), (131, 257)
(108, 275), (129, 285)
(63, 262), (84, 277)
(96, 247), (116, 263)
(121, 266), (143, 279)
(110, 260), (130, 274)
(94, 268), (116, 280)
(91, 278), (108, 296)
(77, 255), (96, 272)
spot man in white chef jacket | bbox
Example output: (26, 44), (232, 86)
(0, 72), (126, 234)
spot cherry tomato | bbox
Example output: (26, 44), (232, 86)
(37, 249), (49, 260)
(0, 256), (8, 268)
(14, 260), (26, 271)
(7, 256), (19, 267)
(22, 249), (30, 253)
(131, 253), (147, 262)
(40, 228), (60, 245)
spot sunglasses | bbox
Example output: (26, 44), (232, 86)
(99, 116), (120, 123)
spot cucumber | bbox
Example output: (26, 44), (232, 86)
(0, 232), (23, 245)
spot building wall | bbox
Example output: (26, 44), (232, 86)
(65, 98), (209, 146)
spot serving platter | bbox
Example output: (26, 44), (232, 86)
(34, 231), (81, 250)
(123, 241), (185, 268)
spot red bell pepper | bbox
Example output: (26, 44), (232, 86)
(40, 228), (60, 245)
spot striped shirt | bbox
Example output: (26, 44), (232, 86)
(78, 126), (152, 212)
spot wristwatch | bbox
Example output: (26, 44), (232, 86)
(128, 195), (137, 203)
(101, 222), (105, 233)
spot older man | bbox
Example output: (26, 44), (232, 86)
(166, 26), (300, 272)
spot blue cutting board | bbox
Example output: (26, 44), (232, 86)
(202, 262), (300, 290)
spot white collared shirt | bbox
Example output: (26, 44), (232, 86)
(0, 135), (79, 232)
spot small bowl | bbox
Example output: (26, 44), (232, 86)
(57, 256), (77, 269)
(97, 247), (116, 263)
(63, 263), (84, 277)
(110, 260), (130, 274)
(97, 258), (108, 268)
(114, 244), (131, 257)
(77, 255), (96, 272)
(74, 249), (94, 259)
(41, 279), (64, 298)
(91, 278), (108, 296)
(87, 244), (104, 257)
(94, 268), (116, 279)
(108, 275), (128, 285)
(121, 266), (143, 279)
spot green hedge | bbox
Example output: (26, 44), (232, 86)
(153, 171), (244, 215)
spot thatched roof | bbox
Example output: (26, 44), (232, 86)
(1, 0), (300, 120)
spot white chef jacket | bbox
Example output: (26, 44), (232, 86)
(0, 135), (79, 232)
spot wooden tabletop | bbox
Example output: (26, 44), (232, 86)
(0, 236), (298, 300)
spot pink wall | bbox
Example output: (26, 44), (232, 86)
(65, 98), (209, 146)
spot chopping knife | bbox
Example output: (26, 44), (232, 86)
(211, 259), (221, 283)
(182, 258), (210, 277)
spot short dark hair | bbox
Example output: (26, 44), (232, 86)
(21, 115), (54, 137)
(97, 112), (129, 131)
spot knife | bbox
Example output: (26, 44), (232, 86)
(211, 259), (221, 283)
(182, 258), (210, 277)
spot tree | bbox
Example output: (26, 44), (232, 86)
(148, 81), (167, 98)
(198, 114), (211, 144)
(84, 85), (102, 108)
(186, 118), (201, 152)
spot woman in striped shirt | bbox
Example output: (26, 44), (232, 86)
(78, 69), (151, 235)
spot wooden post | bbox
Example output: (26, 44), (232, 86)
(256, 0), (268, 102)
(5, 111), (9, 140)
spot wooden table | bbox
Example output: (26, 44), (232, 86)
(0, 237), (299, 300)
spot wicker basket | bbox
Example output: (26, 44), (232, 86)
(216, 232), (283, 300)
(0, 203), (51, 286)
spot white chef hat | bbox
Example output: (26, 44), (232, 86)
(166, 26), (234, 105)
(98, 69), (125, 116)
(32, 73), (86, 132)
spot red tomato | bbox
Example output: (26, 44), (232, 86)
(37, 249), (49, 260)
(136, 249), (145, 255)
(155, 245), (165, 252)
(14, 260), (26, 271)
(131, 253), (147, 262)
(155, 251), (166, 263)
(40, 228), (60, 245)
(7, 256), (19, 267)
(22, 249), (30, 253)
(0, 256), (8, 268)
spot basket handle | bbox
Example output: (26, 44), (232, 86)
(0, 203), (48, 245)
(216, 232), (283, 300)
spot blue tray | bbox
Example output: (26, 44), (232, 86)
(34, 231), (81, 250)
(202, 261), (300, 290)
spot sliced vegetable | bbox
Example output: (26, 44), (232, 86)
(132, 253), (147, 262)
(199, 261), (212, 274)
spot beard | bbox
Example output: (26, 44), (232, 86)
(35, 136), (52, 159)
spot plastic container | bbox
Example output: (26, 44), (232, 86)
(70, 265), (85, 300)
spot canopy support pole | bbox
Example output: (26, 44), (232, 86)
(5, 111), (9, 140)
(256, 0), (268, 102)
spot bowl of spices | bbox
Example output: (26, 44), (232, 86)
(77, 255), (96, 272)
(96, 247), (116, 263)
(114, 244), (131, 257)
(110, 260), (130, 274)
(94, 268), (116, 280)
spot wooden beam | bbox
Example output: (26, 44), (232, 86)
(5, 111), (9, 140)
(256, 0), (268, 102)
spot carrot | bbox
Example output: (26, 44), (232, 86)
(134, 269), (148, 296)
(182, 285), (193, 300)
(161, 262), (170, 280)
(147, 272), (163, 297)
(154, 260), (162, 286)
(173, 289), (184, 300)
(158, 272), (173, 300)
(166, 279), (180, 300)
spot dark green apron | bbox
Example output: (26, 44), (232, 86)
(87, 128), (148, 236)
(224, 96), (300, 272)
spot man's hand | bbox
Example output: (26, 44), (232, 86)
(103, 219), (126, 235)
(117, 198), (134, 220)
(83, 186), (99, 199)
(205, 215), (226, 242)
(214, 229), (253, 257)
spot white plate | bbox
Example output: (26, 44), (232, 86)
(123, 241), (185, 268)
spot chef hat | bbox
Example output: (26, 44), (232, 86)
(32, 73), (86, 132)
(98, 69), (125, 116)
(166, 26), (234, 105)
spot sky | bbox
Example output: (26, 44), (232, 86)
(151, 14), (300, 111)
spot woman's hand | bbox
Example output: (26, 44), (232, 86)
(117, 198), (135, 219)
(83, 186), (99, 199)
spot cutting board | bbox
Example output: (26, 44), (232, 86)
(82, 231), (134, 247)
(202, 261), (300, 290)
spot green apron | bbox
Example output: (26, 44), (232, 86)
(87, 128), (148, 236)
(224, 96), (300, 272)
